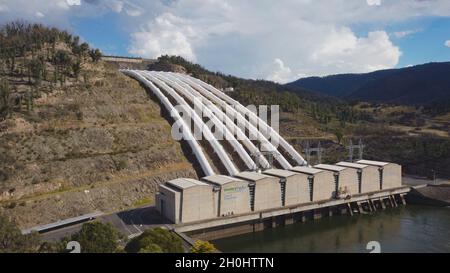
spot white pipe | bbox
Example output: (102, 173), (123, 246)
(141, 71), (239, 176)
(172, 73), (293, 169)
(151, 71), (257, 171)
(121, 70), (214, 177)
(182, 74), (308, 166)
(163, 72), (271, 170)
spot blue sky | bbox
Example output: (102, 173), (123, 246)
(1, 0), (450, 82)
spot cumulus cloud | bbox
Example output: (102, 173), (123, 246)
(445, 40), (450, 47)
(2, 0), (450, 80)
(128, 13), (197, 61)
(266, 59), (296, 84)
(310, 29), (401, 74)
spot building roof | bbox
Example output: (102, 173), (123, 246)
(357, 160), (390, 167)
(263, 169), (299, 178)
(166, 178), (209, 190)
(336, 162), (368, 169)
(234, 171), (274, 182)
(290, 166), (324, 175)
(314, 164), (347, 172)
(201, 175), (245, 186)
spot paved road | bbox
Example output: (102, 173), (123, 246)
(42, 205), (171, 242)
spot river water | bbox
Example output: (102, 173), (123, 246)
(213, 205), (450, 253)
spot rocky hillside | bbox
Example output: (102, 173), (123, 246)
(0, 23), (196, 228)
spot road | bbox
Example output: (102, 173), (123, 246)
(42, 205), (171, 242)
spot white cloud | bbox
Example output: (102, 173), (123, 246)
(309, 29), (401, 75)
(266, 59), (296, 84)
(128, 13), (197, 61)
(445, 40), (450, 48)
(106, 0), (124, 13)
(2, 0), (450, 80)
(392, 29), (421, 39)
(35, 11), (45, 18)
(66, 0), (81, 6)
(367, 0), (381, 6)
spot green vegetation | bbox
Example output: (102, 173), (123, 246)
(190, 240), (218, 253)
(0, 20), (102, 120)
(0, 214), (41, 253)
(0, 78), (10, 117)
(70, 222), (122, 253)
(125, 227), (184, 253)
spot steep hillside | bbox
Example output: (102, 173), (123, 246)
(285, 62), (450, 106)
(0, 23), (196, 228)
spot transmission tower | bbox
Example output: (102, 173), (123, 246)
(304, 140), (323, 165)
(348, 138), (365, 162)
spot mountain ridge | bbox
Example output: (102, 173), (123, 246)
(285, 61), (450, 105)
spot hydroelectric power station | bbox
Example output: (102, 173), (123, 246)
(122, 70), (407, 240)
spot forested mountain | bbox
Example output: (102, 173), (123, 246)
(285, 62), (450, 106)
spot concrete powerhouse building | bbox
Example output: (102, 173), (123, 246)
(263, 169), (310, 206)
(290, 166), (335, 201)
(156, 178), (216, 224)
(234, 171), (282, 211)
(201, 174), (251, 217)
(357, 160), (402, 190)
(336, 162), (380, 193)
(314, 164), (359, 198)
(155, 161), (402, 224)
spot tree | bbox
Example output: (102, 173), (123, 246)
(28, 57), (44, 86)
(89, 48), (102, 63)
(138, 243), (163, 253)
(0, 78), (10, 117)
(79, 42), (89, 59)
(72, 59), (82, 80)
(190, 240), (218, 253)
(334, 129), (344, 144)
(0, 214), (41, 253)
(70, 222), (121, 253)
(125, 227), (184, 253)
(52, 50), (71, 85)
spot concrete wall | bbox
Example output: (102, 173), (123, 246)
(254, 177), (282, 211)
(283, 173), (310, 206)
(312, 171), (335, 201)
(181, 185), (217, 223)
(361, 166), (380, 193)
(102, 56), (143, 63)
(382, 164), (402, 189)
(156, 185), (181, 224)
(218, 181), (251, 216)
(338, 168), (359, 196)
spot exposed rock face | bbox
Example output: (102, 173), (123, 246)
(0, 63), (197, 228)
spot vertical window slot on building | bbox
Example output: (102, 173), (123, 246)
(334, 173), (339, 198)
(379, 168), (383, 190)
(357, 170), (362, 194)
(280, 178), (286, 206)
(308, 176), (314, 202)
(249, 183), (255, 211)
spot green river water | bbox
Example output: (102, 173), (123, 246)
(213, 205), (450, 253)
